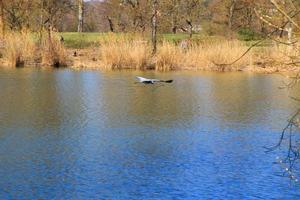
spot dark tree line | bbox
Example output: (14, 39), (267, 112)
(0, 0), (298, 38)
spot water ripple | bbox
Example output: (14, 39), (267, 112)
(0, 69), (299, 199)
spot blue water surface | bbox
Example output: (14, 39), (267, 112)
(0, 69), (299, 199)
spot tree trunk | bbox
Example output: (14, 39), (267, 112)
(172, 26), (177, 34)
(186, 19), (193, 38)
(78, 0), (84, 32)
(228, 0), (236, 29)
(286, 22), (294, 54)
(151, 0), (158, 55)
(287, 22), (293, 44)
(0, 0), (4, 39)
(171, 12), (177, 34)
(107, 16), (114, 32)
(39, 2), (44, 44)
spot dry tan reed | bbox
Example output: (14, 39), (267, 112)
(156, 41), (183, 71)
(3, 31), (36, 67)
(185, 40), (252, 71)
(99, 33), (151, 70)
(156, 40), (252, 71)
(99, 34), (253, 71)
(247, 41), (300, 72)
(1, 31), (68, 68)
(40, 32), (67, 67)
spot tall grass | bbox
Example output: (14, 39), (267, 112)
(1, 30), (67, 68)
(247, 41), (300, 72)
(99, 33), (151, 70)
(3, 31), (36, 67)
(156, 40), (252, 71)
(156, 41), (183, 71)
(184, 40), (251, 71)
(40, 32), (67, 67)
(99, 34), (252, 71)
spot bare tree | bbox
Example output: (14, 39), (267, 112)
(251, 0), (300, 181)
(78, 0), (84, 32)
(180, 0), (202, 38)
(228, 0), (236, 29)
(151, 0), (158, 54)
(106, 16), (114, 32)
(0, 0), (4, 38)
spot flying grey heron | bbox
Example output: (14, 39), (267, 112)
(136, 76), (173, 84)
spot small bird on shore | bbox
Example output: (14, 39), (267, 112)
(60, 36), (64, 43)
(136, 76), (173, 84)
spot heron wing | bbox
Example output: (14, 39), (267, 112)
(136, 76), (162, 83)
(136, 76), (151, 82)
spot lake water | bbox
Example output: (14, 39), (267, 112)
(0, 68), (299, 199)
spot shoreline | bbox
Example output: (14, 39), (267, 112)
(1, 32), (299, 74)
(0, 48), (299, 74)
(54, 48), (300, 74)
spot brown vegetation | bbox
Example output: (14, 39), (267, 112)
(99, 34), (151, 70)
(2, 31), (35, 67)
(1, 31), (67, 68)
(157, 40), (252, 71)
(40, 33), (67, 67)
(0, 0), (299, 73)
(1, 31), (299, 73)
(98, 34), (252, 72)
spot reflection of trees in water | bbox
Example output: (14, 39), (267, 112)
(208, 73), (297, 128)
(202, 73), (300, 185)
(0, 69), (62, 130)
(0, 69), (90, 131)
(210, 74), (263, 123)
(0, 69), (92, 196)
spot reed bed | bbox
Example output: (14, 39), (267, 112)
(183, 40), (252, 71)
(1, 32), (293, 72)
(99, 34), (252, 71)
(1, 31), (67, 68)
(40, 33), (67, 67)
(3, 31), (36, 67)
(245, 41), (300, 72)
(99, 33), (151, 70)
(159, 39), (254, 71)
(260, 43), (299, 63)
(156, 41), (183, 71)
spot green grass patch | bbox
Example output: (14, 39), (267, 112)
(60, 32), (101, 48)
(60, 32), (226, 48)
(238, 28), (263, 41)
(159, 33), (224, 43)
(59, 32), (270, 49)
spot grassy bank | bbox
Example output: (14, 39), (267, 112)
(60, 32), (271, 49)
(93, 33), (298, 72)
(61, 32), (101, 48)
(0, 31), (299, 73)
